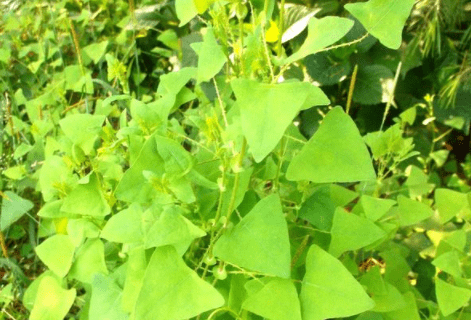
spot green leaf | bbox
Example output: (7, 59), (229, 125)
(29, 276), (76, 320)
(242, 278), (302, 320)
(61, 173), (111, 217)
(384, 291), (420, 320)
(435, 188), (471, 223)
(286, 106), (376, 183)
(59, 114), (105, 155)
(23, 271), (62, 311)
(231, 78), (328, 162)
(436, 278), (471, 317)
(213, 194), (291, 278)
(299, 186), (336, 230)
(191, 27), (226, 83)
(115, 135), (165, 203)
(83, 41), (109, 64)
(89, 274), (128, 320)
(122, 247), (147, 313)
(134, 246), (224, 319)
(283, 17), (354, 65)
(35, 235), (75, 278)
(67, 218), (101, 246)
(100, 203), (144, 244)
(145, 205), (206, 252)
(345, 0), (415, 49)
(353, 65), (394, 105)
(155, 135), (193, 178)
(69, 238), (108, 284)
(432, 251), (462, 278)
(329, 207), (386, 257)
(405, 165), (434, 199)
(1, 191), (34, 231)
(396, 195), (433, 226)
(301, 245), (375, 320)
(358, 195), (396, 221)
(370, 282), (406, 312)
(157, 67), (197, 96)
(304, 52), (352, 86)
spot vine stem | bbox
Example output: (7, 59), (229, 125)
(224, 138), (247, 225)
(380, 61), (402, 131)
(276, 0), (285, 56)
(346, 64), (358, 115)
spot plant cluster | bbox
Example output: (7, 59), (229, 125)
(1, 0), (471, 319)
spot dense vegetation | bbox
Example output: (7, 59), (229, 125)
(1, 0), (471, 319)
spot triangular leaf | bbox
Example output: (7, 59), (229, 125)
(89, 274), (128, 320)
(213, 194), (291, 278)
(61, 173), (110, 217)
(384, 291), (420, 320)
(191, 27), (226, 83)
(122, 247), (147, 313)
(436, 278), (471, 317)
(397, 195), (433, 226)
(115, 135), (165, 203)
(232, 78), (329, 162)
(284, 16), (354, 64)
(29, 276), (76, 320)
(345, 0), (415, 49)
(435, 188), (471, 223)
(134, 246), (224, 319)
(1, 191), (34, 231)
(35, 234), (75, 278)
(432, 251), (462, 278)
(59, 114), (105, 155)
(69, 238), (108, 284)
(286, 106), (376, 183)
(242, 278), (302, 320)
(100, 203), (144, 244)
(329, 207), (386, 257)
(145, 206), (206, 251)
(301, 245), (375, 320)
(359, 195), (396, 221)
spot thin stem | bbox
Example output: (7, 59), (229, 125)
(276, 0), (285, 56)
(380, 61), (402, 131)
(213, 78), (228, 128)
(224, 138), (247, 225)
(346, 64), (359, 115)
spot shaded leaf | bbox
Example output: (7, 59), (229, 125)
(1, 191), (34, 231)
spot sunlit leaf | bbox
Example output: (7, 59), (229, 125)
(134, 246), (224, 319)
(29, 276), (76, 320)
(329, 207), (386, 257)
(435, 278), (471, 317)
(286, 106), (376, 183)
(284, 17), (353, 65)
(213, 194), (291, 278)
(301, 245), (375, 320)
(231, 78), (329, 162)
(35, 234), (75, 278)
(345, 0), (415, 49)
(242, 278), (302, 320)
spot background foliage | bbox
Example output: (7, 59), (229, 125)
(1, 0), (471, 319)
